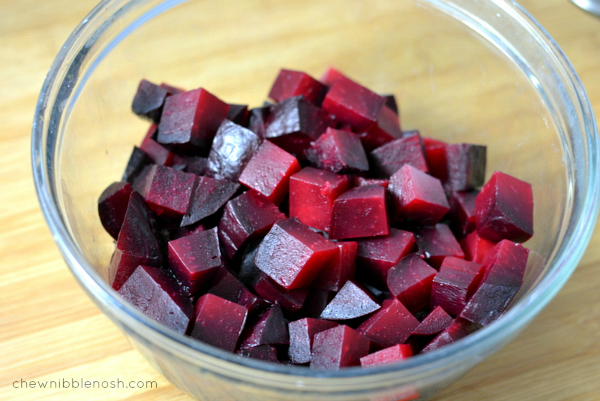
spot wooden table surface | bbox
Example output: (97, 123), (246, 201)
(1, 0), (600, 399)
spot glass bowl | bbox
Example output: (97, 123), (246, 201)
(32, 0), (599, 399)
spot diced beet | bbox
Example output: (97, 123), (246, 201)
(167, 227), (223, 294)
(248, 105), (271, 139)
(356, 228), (416, 284)
(118, 265), (193, 334)
(168, 222), (207, 241)
(181, 176), (240, 227)
(310, 325), (371, 370)
(448, 190), (479, 239)
(388, 164), (449, 225)
(387, 254), (437, 313)
(238, 141), (301, 205)
(289, 167), (351, 232)
(306, 128), (369, 174)
(227, 104), (249, 126)
(330, 185), (389, 240)
(240, 304), (289, 349)
(140, 165), (197, 218)
(460, 240), (529, 326)
(208, 267), (267, 314)
(218, 190), (286, 259)
(109, 248), (158, 291)
(353, 176), (389, 189)
(358, 105), (403, 152)
(356, 297), (419, 348)
(360, 344), (412, 368)
(415, 224), (464, 269)
(444, 143), (486, 191)
(131, 79), (169, 122)
(421, 317), (478, 353)
(320, 280), (380, 320)
(206, 120), (261, 181)
(319, 67), (345, 86)
(476, 171), (534, 243)
(264, 96), (329, 157)
(423, 137), (448, 182)
(157, 88), (230, 152)
(461, 231), (495, 263)
(251, 273), (309, 313)
(170, 154), (208, 176)
(255, 218), (338, 289)
(312, 241), (357, 291)
(269, 69), (328, 106)
(322, 75), (386, 131)
(370, 134), (428, 177)
(431, 257), (484, 316)
(122, 146), (152, 184)
(236, 345), (278, 362)
(191, 293), (248, 352)
(140, 124), (174, 166)
(98, 182), (134, 240)
(411, 306), (454, 336)
(288, 318), (339, 364)
(382, 94), (399, 115)
(238, 239), (264, 285)
(292, 288), (333, 319)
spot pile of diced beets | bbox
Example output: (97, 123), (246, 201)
(98, 67), (534, 371)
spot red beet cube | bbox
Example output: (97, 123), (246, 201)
(141, 165), (197, 218)
(412, 306), (454, 336)
(240, 304), (289, 349)
(157, 88), (230, 152)
(358, 105), (403, 152)
(227, 104), (249, 126)
(448, 190), (479, 239)
(319, 66), (345, 86)
(312, 241), (357, 291)
(140, 124), (175, 166)
(320, 280), (381, 320)
(357, 298), (419, 347)
(460, 240), (529, 326)
(360, 344), (413, 368)
(255, 218), (338, 289)
(191, 293), (248, 352)
(415, 224), (464, 269)
(181, 176), (240, 226)
(251, 273), (309, 313)
(370, 134), (428, 177)
(353, 176), (389, 189)
(306, 128), (369, 174)
(218, 190), (286, 259)
(356, 228), (416, 284)
(421, 318), (478, 353)
(168, 227), (223, 294)
(131, 79), (169, 122)
(461, 231), (495, 263)
(289, 167), (351, 232)
(208, 268), (267, 314)
(206, 120), (261, 181)
(322, 75), (386, 131)
(288, 318), (339, 364)
(238, 141), (301, 205)
(119, 265), (193, 334)
(387, 254), (437, 313)
(310, 325), (371, 370)
(269, 69), (328, 106)
(98, 181), (134, 240)
(237, 345), (278, 362)
(476, 171), (534, 243)
(431, 257), (484, 316)
(330, 185), (389, 240)
(423, 137), (448, 182)
(388, 164), (449, 225)
(444, 143), (486, 191)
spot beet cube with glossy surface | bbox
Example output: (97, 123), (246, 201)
(98, 182), (134, 240)
(431, 256), (484, 316)
(239, 304), (289, 349)
(269, 69), (328, 106)
(306, 128), (369, 174)
(387, 254), (437, 313)
(320, 280), (381, 320)
(370, 134), (428, 177)
(312, 241), (357, 292)
(356, 228), (415, 284)
(141, 165), (197, 218)
(358, 105), (403, 152)
(460, 231), (495, 263)
(330, 185), (389, 240)
(288, 318), (339, 364)
(251, 273), (309, 313)
(181, 176), (240, 227)
(360, 344), (413, 368)
(208, 268), (267, 313)
(412, 306), (454, 336)
(415, 224), (464, 268)
(191, 294), (248, 352)
(423, 137), (448, 182)
(357, 298), (419, 347)
(421, 317), (478, 353)
(448, 190), (479, 239)
(310, 325), (371, 370)
(444, 143), (487, 191)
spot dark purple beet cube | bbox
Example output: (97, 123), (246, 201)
(460, 240), (529, 326)
(353, 176), (389, 189)
(118, 265), (193, 334)
(98, 181), (133, 240)
(227, 104), (249, 126)
(382, 94), (399, 115)
(218, 190), (285, 259)
(240, 304), (289, 349)
(423, 137), (448, 182)
(122, 146), (152, 185)
(306, 128), (369, 174)
(292, 288), (333, 319)
(140, 165), (197, 218)
(206, 120), (261, 181)
(238, 141), (301, 205)
(370, 133), (428, 177)
(357, 298), (419, 347)
(140, 124), (174, 166)
(421, 317), (478, 353)
(208, 267), (267, 314)
(312, 241), (357, 292)
(476, 171), (534, 243)
(236, 345), (278, 362)
(415, 224), (464, 269)
(411, 306), (454, 336)
(255, 218), (338, 289)
(131, 79), (169, 122)
(431, 257), (484, 316)
(251, 273), (309, 313)
(183, 156), (208, 176)
(157, 88), (230, 152)
(167, 227), (223, 295)
(448, 190), (479, 239)
(191, 293), (248, 352)
(358, 105), (403, 152)
(248, 105), (271, 139)
(360, 344), (412, 368)
(160, 82), (185, 95)
(387, 254), (437, 313)
(288, 318), (338, 364)
(356, 228), (416, 285)
(444, 143), (486, 191)
(322, 75), (385, 132)
(388, 164), (449, 225)
(269, 69), (328, 106)
(461, 231), (495, 263)
(310, 325), (371, 370)
(320, 280), (380, 320)
(181, 176), (240, 227)
(289, 167), (350, 232)
(330, 184), (389, 240)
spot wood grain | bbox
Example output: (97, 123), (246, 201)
(1, 0), (599, 399)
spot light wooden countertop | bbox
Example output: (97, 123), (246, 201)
(1, 0), (599, 399)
